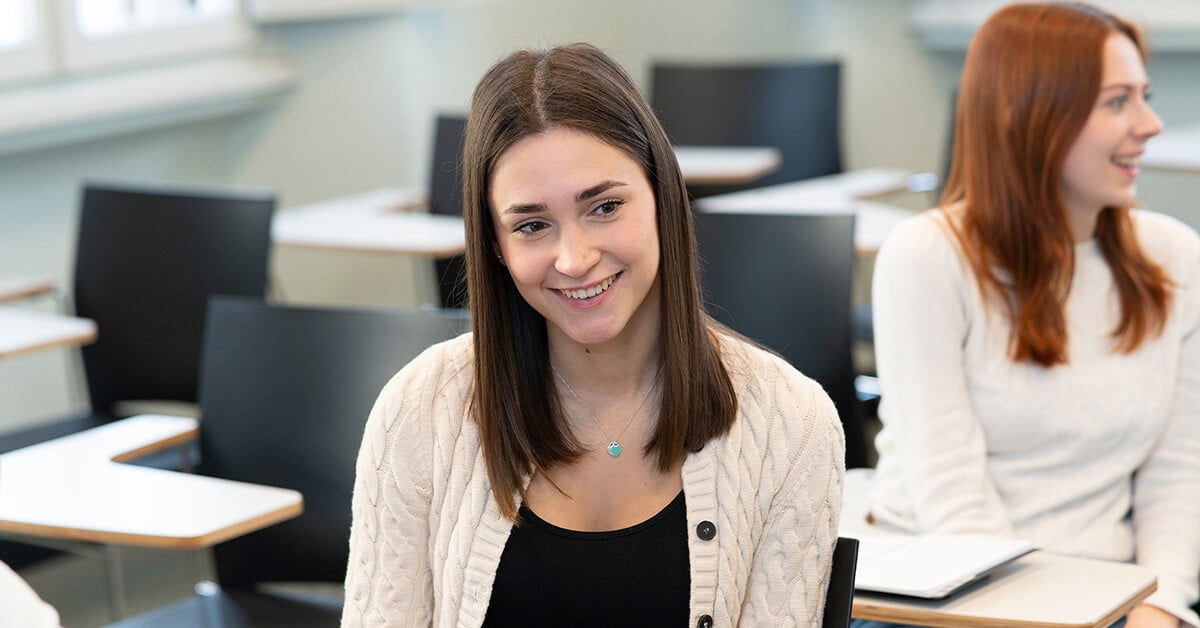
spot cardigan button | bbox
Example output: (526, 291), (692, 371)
(696, 520), (716, 541)
(696, 614), (713, 628)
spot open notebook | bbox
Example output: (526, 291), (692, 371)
(853, 532), (1035, 599)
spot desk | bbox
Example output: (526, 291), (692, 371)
(0, 274), (56, 304)
(1144, 122), (1200, 173)
(695, 168), (918, 253)
(0, 308), (96, 360)
(271, 187), (466, 256)
(842, 469), (1157, 628)
(673, 145), (782, 185)
(0, 414), (302, 548)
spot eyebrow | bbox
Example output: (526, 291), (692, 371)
(500, 180), (628, 215)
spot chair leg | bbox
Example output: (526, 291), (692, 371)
(105, 544), (129, 620)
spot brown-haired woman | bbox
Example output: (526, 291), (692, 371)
(342, 43), (845, 627)
(866, 3), (1200, 627)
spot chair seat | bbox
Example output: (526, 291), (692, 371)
(105, 589), (343, 628)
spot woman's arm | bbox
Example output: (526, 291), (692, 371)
(741, 373), (845, 626)
(1131, 239), (1200, 627)
(343, 363), (438, 627)
(871, 214), (1012, 534)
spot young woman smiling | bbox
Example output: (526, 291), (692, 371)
(863, 3), (1200, 627)
(342, 43), (845, 627)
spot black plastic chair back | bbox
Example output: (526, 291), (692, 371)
(429, 114), (469, 308)
(693, 211), (868, 468)
(823, 537), (860, 627)
(197, 297), (470, 589)
(651, 60), (842, 196)
(73, 183), (275, 416)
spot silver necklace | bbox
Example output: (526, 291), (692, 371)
(551, 364), (660, 457)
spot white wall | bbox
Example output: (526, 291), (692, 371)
(2, 0), (1198, 429)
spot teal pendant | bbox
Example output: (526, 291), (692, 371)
(606, 441), (622, 457)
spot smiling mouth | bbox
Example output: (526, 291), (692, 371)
(1112, 155), (1141, 170)
(557, 274), (617, 300)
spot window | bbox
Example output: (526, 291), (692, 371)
(0, 0), (292, 157)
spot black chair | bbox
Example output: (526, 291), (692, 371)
(428, 114), (468, 308)
(693, 211), (869, 469)
(823, 537), (860, 628)
(650, 60), (842, 197)
(105, 297), (470, 627)
(1, 182), (275, 570)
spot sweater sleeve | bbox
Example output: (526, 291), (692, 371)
(871, 213), (1014, 535)
(342, 346), (444, 628)
(740, 362), (845, 626)
(1132, 221), (1200, 627)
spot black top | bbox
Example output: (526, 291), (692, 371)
(483, 491), (690, 626)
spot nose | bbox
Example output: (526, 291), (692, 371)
(553, 223), (600, 278)
(1135, 99), (1163, 140)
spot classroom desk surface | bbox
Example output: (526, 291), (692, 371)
(0, 414), (302, 549)
(842, 469), (1157, 628)
(1144, 122), (1200, 173)
(694, 168), (918, 253)
(0, 307), (96, 360)
(0, 274), (56, 304)
(673, 145), (782, 185)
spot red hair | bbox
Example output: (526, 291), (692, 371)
(941, 2), (1173, 366)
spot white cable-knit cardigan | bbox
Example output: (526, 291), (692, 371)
(870, 209), (1200, 625)
(342, 332), (845, 627)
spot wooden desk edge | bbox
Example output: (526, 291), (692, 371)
(110, 427), (201, 464)
(0, 328), (97, 360)
(852, 579), (1157, 628)
(273, 239), (466, 259)
(0, 500), (304, 550)
(0, 281), (57, 305)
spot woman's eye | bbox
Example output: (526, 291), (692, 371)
(593, 199), (624, 216)
(515, 220), (548, 235)
(1106, 94), (1128, 110)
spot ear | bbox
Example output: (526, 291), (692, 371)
(492, 241), (505, 266)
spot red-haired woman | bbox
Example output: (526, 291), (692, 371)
(867, 3), (1200, 627)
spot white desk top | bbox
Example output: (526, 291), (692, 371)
(271, 187), (466, 257)
(0, 274), (56, 304)
(0, 415), (303, 549)
(0, 308), (96, 360)
(695, 168), (918, 253)
(1144, 122), (1200, 174)
(673, 145), (782, 185)
(842, 469), (1157, 628)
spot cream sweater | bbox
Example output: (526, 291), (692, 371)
(342, 332), (844, 627)
(870, 209), (1200, 625)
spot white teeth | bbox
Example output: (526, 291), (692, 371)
(560, 275), (615, 300)
(1112, 156), (1140, 168)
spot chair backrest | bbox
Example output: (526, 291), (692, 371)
(693, 211), (869, 468)
(197, 297), (470, 588)
(72, 182), (275, 418)
(823, 536), (860, 628)
(651, 60), (842, 194)
(429, 114), (469, 308)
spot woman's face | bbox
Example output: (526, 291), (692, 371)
(1060, 33), (1162, 223)
(489, 126), (661, 353)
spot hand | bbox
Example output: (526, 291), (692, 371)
(1125, 604), (1182, 628)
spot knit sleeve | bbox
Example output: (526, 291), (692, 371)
(871, 213), (1014, 535)
(342, 345), (446, 628)
(1132, 218), (1200, 627)
(740, 362), (845, 626)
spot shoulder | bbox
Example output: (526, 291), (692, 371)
(875, 208), (966, 276)
(715, 332), (844, 457)
(1130, 210), (1200, 273)
(371, 332), (473, 436)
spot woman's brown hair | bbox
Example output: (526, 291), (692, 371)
(941, 1), (1172, 366)
(462, 43), (737, 520)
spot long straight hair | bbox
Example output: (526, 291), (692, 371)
(462, 44), (737, 520)
(941, 2), (1172, 366)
